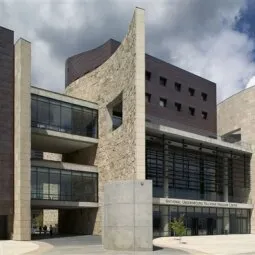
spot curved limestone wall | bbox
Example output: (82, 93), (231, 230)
(65, 7), (150, 250)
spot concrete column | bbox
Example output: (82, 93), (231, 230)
(223, 157), (229, 202)
(103, 180), (153, 251)
(13, 39), (31, 241)
(163, 140), (169, 198)
(224, 213), (230, 234)
(161, 206), (169, 237)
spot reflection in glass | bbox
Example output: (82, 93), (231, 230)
(31, 94), (98, 138)
(61, 171), (72, 200)
(153, 205), (250, 237)
(49, 169), (60, 200)
(31, 166), (98, 202)
(37, 168), (49, 199)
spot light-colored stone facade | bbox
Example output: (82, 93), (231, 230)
(43, 152), (62, 161)
(43, 210), (58, 228)
(217, 86), (255, 232)
(13, 39), (31, 241)
(65, 8), (145, 236)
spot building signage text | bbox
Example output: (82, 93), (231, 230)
(154, 198), (253, 209)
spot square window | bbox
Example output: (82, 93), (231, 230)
(159, 98), (167, 107)
(189, 107), (195, 116)
(174, 102), (182, 112)
(202, 92), (207, 101)
(146, 71), (151, 81)
(145, 93), (151, 103)
(175, 82), (181, 91)
(160, 76), (167, 86)
(189, 87), (195, 96)
(202, 111), (208, 119)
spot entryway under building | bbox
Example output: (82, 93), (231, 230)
(31, 208), (98, 239)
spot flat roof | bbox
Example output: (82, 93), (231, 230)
(31, 86), (98, 110)
(146, 122), (252, 154)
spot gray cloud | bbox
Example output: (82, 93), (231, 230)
(0, 0), (254, 101)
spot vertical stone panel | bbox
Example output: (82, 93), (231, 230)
(217, 87), (255, 233)
(65, 8), (146, 237)
(0, 27), (14, 236)
(13, 39), (31, 241)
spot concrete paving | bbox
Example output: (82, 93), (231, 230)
(5, 234), (255, 255)
(0, 240), (38, 255)
(153, 234), (255, 255)
(26, 235), (189, 254)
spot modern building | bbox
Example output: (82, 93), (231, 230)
(0, 7), (254, 251)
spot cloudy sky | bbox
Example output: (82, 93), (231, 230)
(1, 0), (255, 102)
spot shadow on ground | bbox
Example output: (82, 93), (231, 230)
(31, 235), (190, 254)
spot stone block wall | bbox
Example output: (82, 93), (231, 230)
(43, 152), (62, 161)
(217, 87), (255, 232)
(43, 210), (58, 228)
(65, 8), (145, 236)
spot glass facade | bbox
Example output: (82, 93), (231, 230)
(31, 94), (98, 138)
(146, 135), (250, 203)
(31, 166), (98, 202)
(153, 205), (250, 237)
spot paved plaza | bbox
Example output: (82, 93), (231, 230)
(154, 234), (255, 255)
(2, 234), (255, 254)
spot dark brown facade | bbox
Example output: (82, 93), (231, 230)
(0, 26), (14, 232)
(65, 39), (217, 137)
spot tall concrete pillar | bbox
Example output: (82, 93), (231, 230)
(103, 180), (153, 251)
(224, 211), (230, 234)
(161, 206), (169, 237)
(223, 157), (229, 202)
(13, 39), (31, 240)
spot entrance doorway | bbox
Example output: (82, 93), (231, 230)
(207, 218), (215, 235)
(191, 218), (199, 235)
(0, 216), (7, 240)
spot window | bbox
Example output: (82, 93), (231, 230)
(146, 93), (151, 103)
(160, 76), (167, 86)
(112, 101), (123, 131)
(189, 87), (195, 96)
(175, 82), (181, 91)
(175, 102), (182, 112)
(202, 111), (208, 119)
(189, 107), (195, 116)
(146, 71), (151, 81)
(107, 93), (123, 131)
(159, 98), (167, 107)
(202, 92), (207, 101)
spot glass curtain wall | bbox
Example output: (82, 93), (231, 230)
(146, 134), (250, 203)
(31, 166), (98, 202)
(31, 94), (98, 138)
(153, 205), (250, 237)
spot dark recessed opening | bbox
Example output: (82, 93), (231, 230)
(145, 93), (151, 103)
(160, 76), (167, 86)
(159, 98), (167, 107)
(146, 71), (151, 81)
(202, 111), (208, 119)
(202, 92), (207, 101)
(189, 107), (195, 116)
(175, 82), (181, 92)
(189, 87), (195, 96)
(175, 102), (182, 112)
